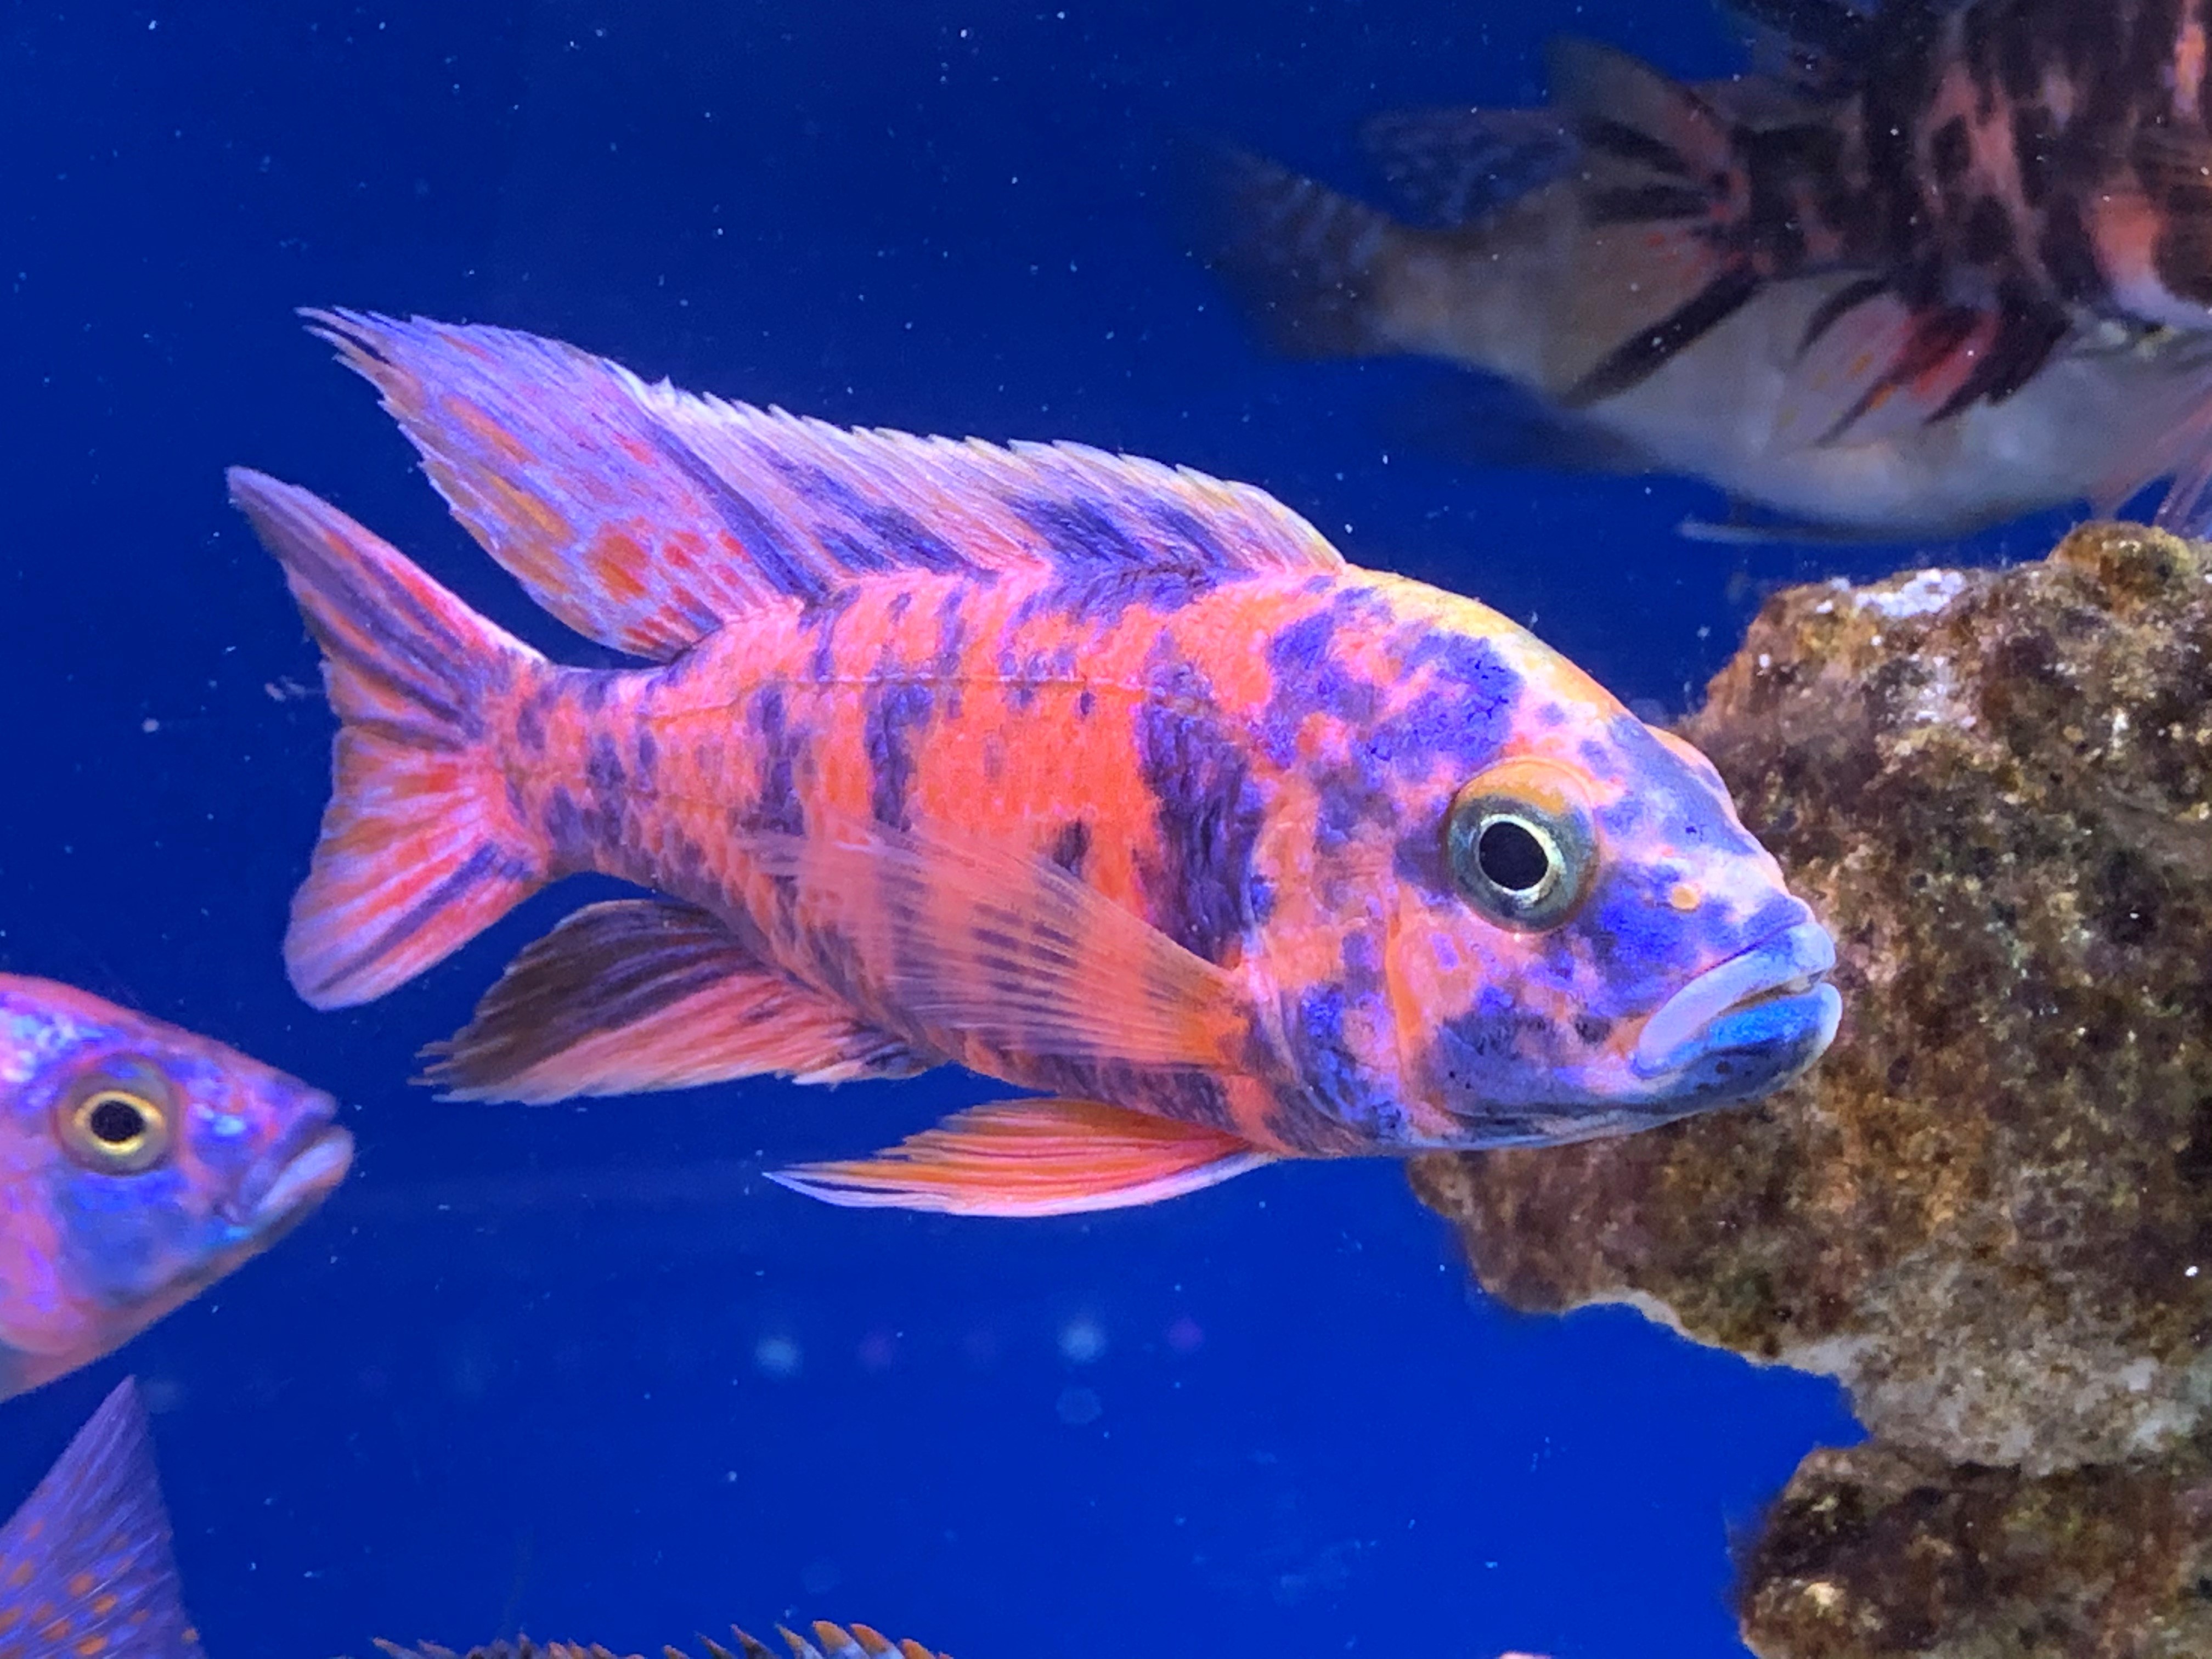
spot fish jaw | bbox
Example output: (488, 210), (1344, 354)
(1628, 918), (1840, 1100)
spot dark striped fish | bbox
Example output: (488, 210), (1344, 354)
(1198, 0), (2212, 539)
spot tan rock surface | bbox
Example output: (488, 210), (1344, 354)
(1409, 524), (2212, 1655)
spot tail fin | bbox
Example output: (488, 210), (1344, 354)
(1184, 144), (1422, 360)
(228, 469), (551, 1009)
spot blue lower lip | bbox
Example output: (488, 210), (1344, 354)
(1663, 983), (1843, 1103)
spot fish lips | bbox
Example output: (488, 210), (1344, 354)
(228, 1120), (356, 1237)
(1630, 919), (1841, 1101)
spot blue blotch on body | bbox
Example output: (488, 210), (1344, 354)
(1272, 987), (1398, 1150)
(746, 685), (806, 837)
(1365, 631), (1522, 776)
(1133, 654), (1266, 966)
(864, 681), (935, 831)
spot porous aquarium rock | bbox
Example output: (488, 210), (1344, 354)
(1408, 523), (2212, 1654)
(1735, 1437), (2212, 1658)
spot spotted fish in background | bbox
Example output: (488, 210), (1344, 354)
(1198, 0), (2212, 539)
(0, 979), (353, 1400)
(0, 1380), (204, 1659)
(231, 310), (1838, 1217)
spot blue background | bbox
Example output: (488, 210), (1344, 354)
(2, 3), (2071, 1656)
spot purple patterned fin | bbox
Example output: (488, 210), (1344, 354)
(306, 309), (1345, 662)
(0, 1380), (205, 1659)
(420, 898), (929, 1103)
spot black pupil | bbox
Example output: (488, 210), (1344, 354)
(1477, 820), (1552, 893)
(87, 1096), (146, 1145)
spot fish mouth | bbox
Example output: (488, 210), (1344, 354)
(1631, 920), (1841, 1094)
(239, 1123), (356, 1232)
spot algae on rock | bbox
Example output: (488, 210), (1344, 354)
(1409, 523), (2212, 1655)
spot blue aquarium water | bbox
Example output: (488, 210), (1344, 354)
(5, 2), (2093, 1656)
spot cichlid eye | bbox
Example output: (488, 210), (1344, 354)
(57, 1067), (174, 1175)
(1444, 759), (1598, 932)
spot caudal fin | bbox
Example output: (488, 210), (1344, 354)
(229, 469), (551, 1009)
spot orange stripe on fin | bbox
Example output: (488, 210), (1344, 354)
(741, 813), (1251, 1071)
(771, 1099), (1273, 1217)
(421, 898), (928, 1102)
(304, 309), (1343, 661)
(228, 469), (550, 1009)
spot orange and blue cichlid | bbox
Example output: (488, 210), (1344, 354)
(0, 979), (353, 1400)
(230, 310), (1839, 1217)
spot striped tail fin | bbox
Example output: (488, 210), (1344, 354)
(229, 469), (552, 1009)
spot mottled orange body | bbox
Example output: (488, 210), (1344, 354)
(234, 312), (1837, 1214)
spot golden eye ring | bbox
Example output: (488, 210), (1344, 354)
(57, 1073), (174, 1175)
(1444, 758), (1600, 932)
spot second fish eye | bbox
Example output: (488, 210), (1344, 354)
(1444, 761), (1599, 932)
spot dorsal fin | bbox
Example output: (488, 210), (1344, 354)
(0, 1379), (206, 1659)
(308, 309), (1344, 662)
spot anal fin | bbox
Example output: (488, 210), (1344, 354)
(770, 1098), (1273, 1217)
(422, 897), (928, 1103)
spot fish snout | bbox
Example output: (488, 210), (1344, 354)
(1630, 919), (1841, 1099)
(224, 1087), (354, 1234)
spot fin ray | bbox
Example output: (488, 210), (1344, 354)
(307, 310), (1342, 663)
(772, 1098), (1272, 1216)
(423, 898), (928, 1102)
(229, 469), (550, 1009)
(0, 1380), (206, 1659)
(741, 814), (1250, 1071)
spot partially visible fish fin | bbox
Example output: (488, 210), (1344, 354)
(1540, 38), (1768, 407)
(306, 309), (1343, 663)
(422, 898), (928, 1102)
(1358, 106), (1577, 228)
(1184, 145), (1421, 359)
(771, 1098), (1273, 1216)
(740, 812), (1252, 1071)
(1769, 282), (2066, 448)
(229, 469), (551, 1009)
(1724, 0), (1877, 92)
(0, 1380), (207, 1659)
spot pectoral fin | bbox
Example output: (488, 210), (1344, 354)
(742, 812), (1255, 1072)
(770, 1098), (1274, 1216)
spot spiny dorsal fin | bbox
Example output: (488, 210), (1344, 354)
(0, 1379), (207, 1659)
(307, 310), (1343, 662)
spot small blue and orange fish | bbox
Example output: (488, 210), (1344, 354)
(1, 1381), (948, 1659)
(0, 978), (352, 1401)
(232, 311), (1838, 1217)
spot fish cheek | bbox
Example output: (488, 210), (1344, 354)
(51, 1166), (211, 1308)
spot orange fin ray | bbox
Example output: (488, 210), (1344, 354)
(227, 469), (550, 1009)
(771, 1099), (1273, 1216)
(1771, 284), (2013, 449)
(305, 309), (1343, 662)
(422, 898), (930, 1103)
(742, 813), (1252, 1070)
